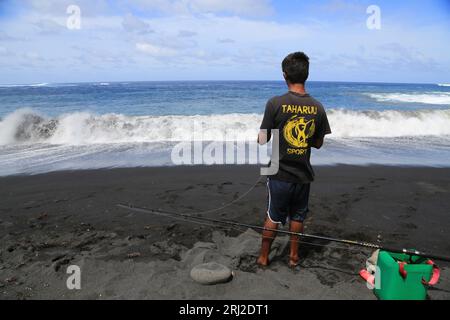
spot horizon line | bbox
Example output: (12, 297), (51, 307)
(1, 79), (448, 86)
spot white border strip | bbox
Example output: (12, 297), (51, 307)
(266, 178), (282, 224)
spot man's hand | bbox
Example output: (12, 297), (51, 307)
(258, 130), (270, 145)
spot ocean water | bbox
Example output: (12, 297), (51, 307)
(0, 81), (449, 175)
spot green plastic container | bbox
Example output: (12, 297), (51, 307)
(374, 250), (433, 300)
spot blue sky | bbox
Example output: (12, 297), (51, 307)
(0, 0), (449, 84)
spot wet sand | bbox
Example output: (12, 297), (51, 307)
(0, 165), (449, 299)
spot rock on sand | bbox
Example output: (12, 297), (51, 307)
(190, 262), (232, 285)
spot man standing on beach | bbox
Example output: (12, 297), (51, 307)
(257, 52), (331, 267)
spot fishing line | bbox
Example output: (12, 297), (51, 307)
(138, 207), (233, 231)
(157, 212), (362, 275)
(143, 203), (368, 271)
(207, 217), (368, 255)
(122, 204), (442, 278)
(117, 204), (450, 262)
(182, 175), (264, 216)
(141, 173), (362, 254)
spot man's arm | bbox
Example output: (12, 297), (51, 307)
(311, 108), (331, 149)
(310, 136), (324, 149)
(259, 100), (275, 145)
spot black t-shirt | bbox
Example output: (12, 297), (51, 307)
(260, 91), (331, 183)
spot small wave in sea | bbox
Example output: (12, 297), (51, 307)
(366, 92), (450, 105)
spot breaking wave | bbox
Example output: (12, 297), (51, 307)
(1, 108), (450, 146)
(367, 92), (450, 105)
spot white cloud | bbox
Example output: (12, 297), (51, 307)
(188, 0), (273, 16)
(0, 46), (9, 56)
(217, 38), (235, 44)
(122, 14), (153, 33)
(145, 14), (308, 45)
(34, 19), (65, 34)
(0, 32), (23, 41)
(136, 42), (178, 57)
(319, 0), (365, 13)
(122, 0), (273, 16)
(178, 30), (197, 37)
(19, 0), (111, 16)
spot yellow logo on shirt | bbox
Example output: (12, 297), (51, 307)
(283, 116), (315, 148)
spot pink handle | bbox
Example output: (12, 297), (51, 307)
(422, 260), (440, 286)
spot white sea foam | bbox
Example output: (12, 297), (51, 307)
(1, 108), (450, 146)
(327, 109), (450, 138)
(367, 92), (450, 105)
(0, 83), (49, 88)
(437, 83), (450, 87)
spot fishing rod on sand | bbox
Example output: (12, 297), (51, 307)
(117, 203), (450, 263)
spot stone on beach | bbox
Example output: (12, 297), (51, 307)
(190, 262), (232, 285)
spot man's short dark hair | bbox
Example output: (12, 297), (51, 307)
(282, 52), (309, 84)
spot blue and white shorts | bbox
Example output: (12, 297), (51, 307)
(266, 178), (310, 225)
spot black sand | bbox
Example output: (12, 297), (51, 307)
(0, 165), (449, 299)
